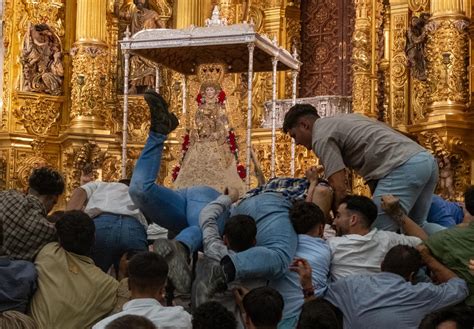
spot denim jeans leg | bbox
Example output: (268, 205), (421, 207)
(119, 216), (148, 255)
(228, 193), (297, 281)
(92, 214), (121, 272)
(407, 156), (445, 235)
(174, 186), (225, 253)
(129, 131), (189, 233)
(372, 152), (439, 232)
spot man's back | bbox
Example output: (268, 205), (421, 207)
(0, 190), (56, 260)
(271, 235), (330, 320)
(29, 242), (119, 329)
(325, 272), (468, 329)
(92, 298), (192, 329)
(425, 222), (474, 305)
(312, 113), (424, 181)
(327, 229), (421, 281)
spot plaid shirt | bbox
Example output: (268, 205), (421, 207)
(240, 177), (310, 202)
(1, 190), (57, 261)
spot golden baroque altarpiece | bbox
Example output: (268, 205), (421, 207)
(0, 0), (473, 205)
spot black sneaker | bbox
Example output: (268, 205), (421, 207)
(144, 90), (179, 135)
(207, 264), (228, 297)
(153, 239), (192, 293)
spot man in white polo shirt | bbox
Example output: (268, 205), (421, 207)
(328, 195), (422, 281)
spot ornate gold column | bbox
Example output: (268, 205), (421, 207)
(352, 0), (374, 116)
(69, 0), (109, 131)
(174, 0), (206, 28)
(425, 0), (469, 115)
(388, 1), (410, 128)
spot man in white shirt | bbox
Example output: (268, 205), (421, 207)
(328, 195), (422, 281)
(67, 180), (148, 272)
(93, 251), (192, 329)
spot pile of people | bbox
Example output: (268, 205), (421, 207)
(1, 91), (473, 329)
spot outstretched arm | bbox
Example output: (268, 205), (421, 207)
(381, 194), (429, 241)
(199, 188), (239, 261)
(417, 244), (458, 283)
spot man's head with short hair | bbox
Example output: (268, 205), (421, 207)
(55, 210), (95, 256)
(242, 287), (284, 329)
(419, 305), (474, 329)
(290, 201), (326, 237)
(105, 314), (157, 329)
(282, 104), (320, 150)
(333, 195), (378, 236)
(464, 186), (474, 216)
(128, 252), (168, 302)
(297, 298), (343, 329)
(28, 167), (65, 213)
(381, 245), (422, 282)
(192, 301), (237, 329)
(223, 215), (257, 252)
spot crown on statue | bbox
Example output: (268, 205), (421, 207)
(197, 63), (226, 84)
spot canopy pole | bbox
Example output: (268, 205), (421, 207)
(290, 48), (299, 177)
(270, 57), (278, 178)
(246, 43), (255, 189)
(121, 27), (131, 179)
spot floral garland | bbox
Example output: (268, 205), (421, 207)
(227, 129), (247, 179)
(172, 129), (246, 181)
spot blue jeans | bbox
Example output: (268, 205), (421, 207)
(129, 132), (227, 253)
(230, 193), (297, 280)
(130, 132), (297, 281)
(372, 152), (445, 235)
(92, 214), (148, 272)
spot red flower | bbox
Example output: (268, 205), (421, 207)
(196, 94), (203, 106)
(237, 163), (246, 179)
(218, 90), (226, 104)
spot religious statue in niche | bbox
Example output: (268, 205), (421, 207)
(119, 0), (165, 94)
(172, 80), (246, 195)
(405, 13), (430, 81)
(21, 23), (64, 96)
(438, 155), (456, 200)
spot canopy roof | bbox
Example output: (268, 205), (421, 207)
(119, 23), (301, 74)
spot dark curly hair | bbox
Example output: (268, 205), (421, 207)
(282, 104), (320, 133)
(55, 210), (95, 256)
(28, 167), (65, 196)
(192, 301), (236, 329)
(290, 201), (326, 234)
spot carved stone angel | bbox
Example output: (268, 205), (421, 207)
(405, 13), (430, 81)
(21, 23), (63, 95)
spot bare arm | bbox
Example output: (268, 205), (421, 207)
(327, 169), (348, 212)
(417, 244), (458, 283)
(381, 195), (428, 241)
(66, 187), (87, 211)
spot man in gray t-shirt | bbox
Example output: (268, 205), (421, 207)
(282, 104), (444, 235)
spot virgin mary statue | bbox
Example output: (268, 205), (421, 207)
(173, 81), (246, 195)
